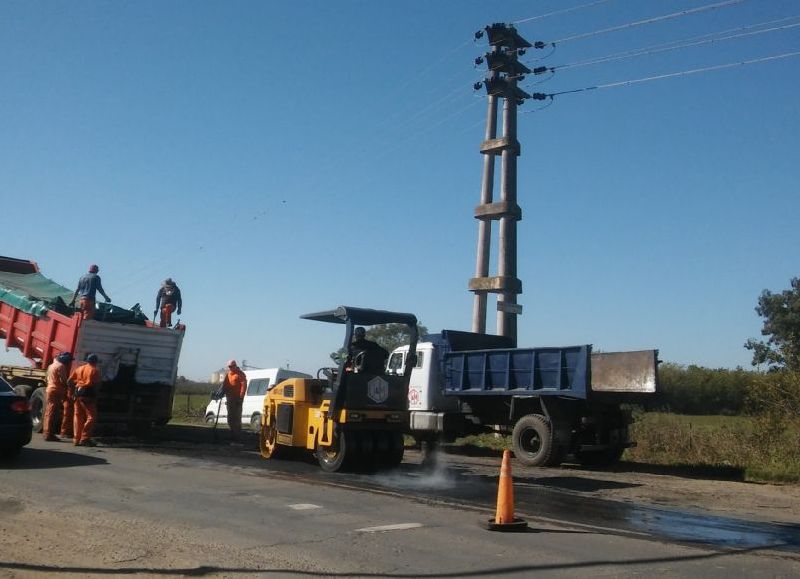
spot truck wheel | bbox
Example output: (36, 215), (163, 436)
(512, 414), (560, 467)
(250, 413), (261, 432)
(576, 447), (625, 467)
(29, 388), (46, 434)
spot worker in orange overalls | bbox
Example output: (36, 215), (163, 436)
(69, 264), (111, 321)
(60, 375), (76, 439)
(222, 360), (247, 445)
(69, 353), (102, 447)
(43, 352), (73, 441)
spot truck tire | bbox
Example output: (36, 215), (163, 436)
(511, 414), (562, 467)
(29, 387), (46, 434)
(250, 413), (261, 432)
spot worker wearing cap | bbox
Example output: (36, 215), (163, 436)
(69, 264), (111, 321)
(68, 353), (102, 447)
(43, 352), (73, 441)
(155, 278), (182, 328)
(222, 360), (247, 444)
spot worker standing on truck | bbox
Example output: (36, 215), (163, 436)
(43, 352), (73, 441)
(350, 327), (389, 374)
(155, 278), (182, 328)
(69, 264), (111, 320)
(69, 353), (102, 447)
(222, 360), (247, 445)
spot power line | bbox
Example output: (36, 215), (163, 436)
(544, 51), (800, 97)
(541, 17), (800, 73)
(513, 0), (613, 25)
(551, 0), (746, 45)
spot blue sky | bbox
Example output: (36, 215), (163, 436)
(2, 0), (798, 380)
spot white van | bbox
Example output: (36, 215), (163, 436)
(204, 368), (311, 430)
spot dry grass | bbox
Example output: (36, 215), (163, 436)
(628, 412), (800, 483)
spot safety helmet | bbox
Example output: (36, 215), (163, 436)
(89, 264), (99, 273)
(56, 352), (73, 364)
(164, 278), (175, 286)
(354, 327), (366, 338)
(227, 359), (237, 368)
(86, 353), (99, 364)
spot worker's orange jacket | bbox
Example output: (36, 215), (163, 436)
(69, 363), (102, 390)
(223, 368), (247, 399)
(46, 360), (69, 393)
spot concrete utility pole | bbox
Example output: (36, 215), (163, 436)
(469, 24), (533, 347)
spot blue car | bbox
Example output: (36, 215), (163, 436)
(0, 375), (32, 458)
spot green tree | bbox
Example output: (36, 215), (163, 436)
(745, 278), (800, 371)
(329, 322), (429, 364)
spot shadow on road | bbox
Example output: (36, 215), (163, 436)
(2, 447), (108, 470)
(0, 545), (782, 576)
(440, 443), (746, 482)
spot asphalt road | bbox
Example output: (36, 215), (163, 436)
(1, 427), (799, 578)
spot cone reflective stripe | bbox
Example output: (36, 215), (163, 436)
(495, 450), (515, 524)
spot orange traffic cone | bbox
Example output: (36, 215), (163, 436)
(485, 450), (528, 532)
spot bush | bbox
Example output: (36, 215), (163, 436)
(654, 363), (755, 415)
(744, 371), (800, 481)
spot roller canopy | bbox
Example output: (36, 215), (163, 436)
(301, 306), (417, 327)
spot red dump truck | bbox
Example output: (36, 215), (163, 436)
(0, 255), (185, 432)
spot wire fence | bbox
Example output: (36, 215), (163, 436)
(172, 393), (211, 419)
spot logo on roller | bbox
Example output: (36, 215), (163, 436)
(367, 376), (389, 403)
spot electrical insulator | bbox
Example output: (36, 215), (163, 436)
(474, 82), (483, 91)
(534, 41), (547, 49)
(533, 66), (549, 75)
(475, 57), (484, 66)
(531, 93), (548, 100)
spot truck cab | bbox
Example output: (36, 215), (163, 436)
(388, 342), (459, 432)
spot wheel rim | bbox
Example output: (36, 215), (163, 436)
(31, 399), (43, 428)
(259, 410), (278, 458)
(320, 435), (342, 465)
(519, 427), (543, 457)
(261, 422), (277, 457)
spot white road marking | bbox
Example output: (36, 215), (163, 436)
(288, 503), (323, 510)
(355, 523), (424, 533)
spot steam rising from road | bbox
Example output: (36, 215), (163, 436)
(369, 450), (457, 491)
